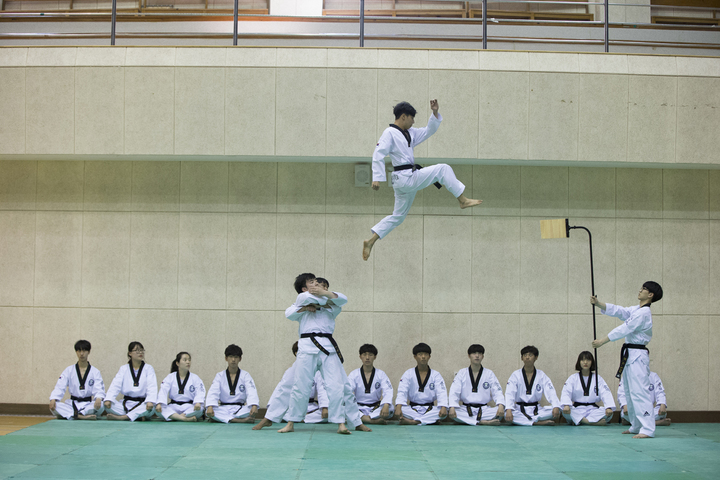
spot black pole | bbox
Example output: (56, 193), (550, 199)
(482, 0), (487, 50)
(233, 0), (239, 46)
(604, 0), (609, 52)
(570, 225), (599, 395)
(360, 0), (365, 47)
(110, 0), (117, 46)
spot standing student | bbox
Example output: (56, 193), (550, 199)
(618, 371), (671, 426)
(560, 351), (615, 426)
(591, 281), (663, 439)
(49, 340), (105, 420)
(504, 346), (561, 426)
(156, 352), (205, 422)
(347, 344), (395, 424)
(104, 341), (157, 421)
(448, 344), (505, 426)
(362, 100), (482, 261)
(394, 343), (448, 425)
(205, 344), (259, 424)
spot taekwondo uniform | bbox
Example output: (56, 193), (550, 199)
(371, 113), (466, 239)
(560, 372), (615, 425)
(601, 303), (655, 437)
(396, 367), (448, 425)
(285, 291), (362, 428)
(49, 363), (105, 419)
(449, 366), (504, 425)
(205, 368), (259, 423)
(105, 361), (157, 421)
(618, 371), (667, 423)
(300, 371), (330, 423)
(156, 371), (206, 421)
(505, 368), (561, 426)
(347, 367), (394, 419)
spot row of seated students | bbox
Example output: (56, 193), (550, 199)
(50, 339), (670, 427)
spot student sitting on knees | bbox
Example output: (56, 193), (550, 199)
(618, 371), (671, 426)
(348, 344), (394, 425)
(49, 339), (105, 420)
(206, 344), (259, 423)
(504, 345), (561, 426)
(560, 351), (615, 426)
(104, 341), (157, 421)
(156, 351), (206, 422)
(448, 344), (505, 426)
(394, 343), (448, 425)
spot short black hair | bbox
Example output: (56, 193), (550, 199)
(575, 351), (596, 372)
(467, 344), (485, 355)
(521, 345), (539, 357)
(359, 344), (378, 356)
(316, 277), (329, 289)
(412, 343), (431, 355)
(74, 340), (91, 352)
(292, 341), (299, 356)
(225, 344), (243, 358)
(394, 101), (416, 119)
(643, 281), (663, 303)
(294, 273), (316, 294)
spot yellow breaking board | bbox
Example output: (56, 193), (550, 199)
(540, 219), (568, 239)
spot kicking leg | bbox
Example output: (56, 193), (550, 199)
(458, 194), (482, 209)
(363, 233), (379, 261)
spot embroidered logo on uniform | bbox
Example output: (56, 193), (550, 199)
(88, 379), (95, 387)
(375, 382), (381, 390)
(643, 411), (650, 416)
(483, 382), (490, 390)
(429, 383), (435, 391)
(649, 385), (655, 391)
(239, 385), (246, 393)
(189, 385), (196, 393)
(536, 385), (542, 392)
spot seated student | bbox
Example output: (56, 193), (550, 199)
(104, 341), (157, 421)
(206, 344), (259, 423)
(156, 351), (206, 422)
(560, 351), (615, 426)
(618, 371), (671, 426)
(49, 339), (105, 420)
(448, 344), (505, 426)
(253, 341), (330, 430)
(504, 345), (561, 426)
(348, 344), (394, 425)
(394, 343), (448, 425)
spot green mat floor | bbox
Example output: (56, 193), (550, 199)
(1, 420), (719, 479)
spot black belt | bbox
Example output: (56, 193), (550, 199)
(393, 164), (442, 189)
(122, 395), (146, 414)
(573, 402), (599, 407)
(70, 396), (92, 419)
(516, 401), (539, 421)
(616, 343), (648, 379)
(169, 400), (192, 405)
(358, 401), (381, 409)
(409, 401), (434, 413)
(300, 333), (344, 363)
(465, 403), (487, 421)
(308, 398), (317, 404)
(219, 401), (245, 415)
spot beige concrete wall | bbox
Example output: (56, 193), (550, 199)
(0, 160), (719, 411)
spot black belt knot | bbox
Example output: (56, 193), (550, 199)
(465, 403), (487, 421)
(517, 401), (539, 421)
(169, 400), (192, 405)
(616, 343), (648, 379)
(393, 164), (442, 189)
(573, 402), (599, 407)
(300, 333), (344, 363)
(358, 401), (381, 409)
(122, 395), (146, 414)
(70, 396), (93, 419)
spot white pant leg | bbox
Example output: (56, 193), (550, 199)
(399, 164), (466, 198)
(624, 356), (655, 437)
(511, 405), (551, 426)
(303, 407), (327, 424)
(287, 353), (321, 423)
(53, 400), (97, 419)
(369, 405), (393, 419)
(159, 403), (203, 421)
(342, 373), (363, 428)
(371, 189), (416, 239)
(654, 405), (667, 422)
(566, 405), (606, 425)
(452, 407), (478, 426)
(209, 405), (237, 423)
(317, 354), (348, 425)
(265, 376), (294, 423)
(402, 405), (443, 425)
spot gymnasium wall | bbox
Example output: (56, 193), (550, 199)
(0, 46), (719, 412)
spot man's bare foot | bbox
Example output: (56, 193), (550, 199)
(633, 434), (652, 438)
(398, 417), (420, 425)
(253, 418), (273, 430)
(278, 422), (294, 433)
(458, 195), (482, 209)
(479, 419), (501, 426)
(534, 420), (555, 426)
(230, 417), (254, 423)
(106, 414), (128, 421)
(355, 424), (372, 432)
(367, 417), (387, 425)
(78, 414), (97, 420)
(657, 418), (672, 426)
(337, 424), (351, 434)
(595, 419), (607, 426)
(362, 240), (374, 261)
(622, 430), (635, 434)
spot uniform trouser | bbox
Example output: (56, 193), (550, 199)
(621, 405), (666, 424)
(562, 406), (613, 425)
(303, 404), (327, 424)
(451, 405), (499, 425)
(209, 404), (253, 423)
(106, 399), (155, 422)
(287, 351), (362, 427)
(372, 164), (466, 239)
(53, 399), (103, 419)
(510, 405), (555, 426)
(401, 405), (446, 425)
(623, 353), (655, 437)
(157, 403), (204, 421)
(358, 404), (394, 419)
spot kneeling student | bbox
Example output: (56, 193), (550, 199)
(206, 344), (259, 423)
(49, 340), (105, 420)
(348, 344), (394, 424)
(504, 345), (561, 426)
(104, 341), (157, 421)
(448, 344), (505, 426)
(618, 371), (670, 426)
(560, 351), (615, 425)
(156, 352), (206, 422)
(394, 343), (448, 425)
